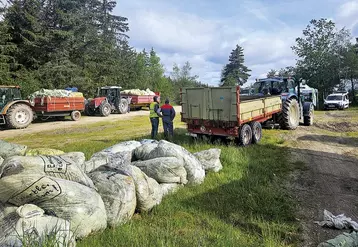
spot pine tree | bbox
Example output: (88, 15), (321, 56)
(220, 44), (251, 86)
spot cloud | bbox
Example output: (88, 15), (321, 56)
(116, 0), (358, 87)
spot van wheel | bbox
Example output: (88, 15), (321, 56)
(239, 124), (252, 146)
(250, 121), (262, 144)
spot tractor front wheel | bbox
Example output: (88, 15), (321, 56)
(99, 102), (111, 117)
(117, 98), (129, 114)
(304, 106), (314, 126)
(279, 98), (300, 130)
(6, 103), (33, 129)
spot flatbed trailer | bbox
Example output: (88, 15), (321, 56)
(32, 96), (85, 121)
(180, 86), (282, 145)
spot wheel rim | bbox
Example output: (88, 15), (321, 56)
(15, 110), (29, 124)
(253, 126), (260, 139)
(243, 128), (250, 144)
(74, 112), (80, 119)
(104, 106), (110, 114)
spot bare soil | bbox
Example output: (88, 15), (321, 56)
(287, 110), (358, 246)
(0, 106), (182, 139)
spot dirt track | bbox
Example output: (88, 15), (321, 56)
(0, 106), (181, 139)
(288, 110), (358, 246)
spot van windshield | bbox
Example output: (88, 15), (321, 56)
(326, 95), (342, 101)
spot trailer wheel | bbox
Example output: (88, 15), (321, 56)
(6, 103), (33, 129)
(117, 99), (129, 114)
(239, 124), (252, 146)
(70, 111), (81, 121)
(250, 121), (262, 143)
(99, 102), (111, 117)
(280, 98), (300, 130)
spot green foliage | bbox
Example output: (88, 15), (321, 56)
(220, 44), (251, 86)
(169, 61), (207, 103)
(0, 1), (201, 99)
(291, 18), (352, 102)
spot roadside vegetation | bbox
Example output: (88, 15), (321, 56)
(5, 116), (299, 247)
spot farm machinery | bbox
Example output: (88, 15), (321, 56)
(85, 86), (129, 117)
(0, 85), (34, 129)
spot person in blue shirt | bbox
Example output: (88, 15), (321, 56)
(157, 98), (176, 140)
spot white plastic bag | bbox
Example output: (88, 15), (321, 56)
(103, 141), (142, 154)
(194, 149), (222, 172)
(134, 143), (158, 161)
(0, 173), (107, 239)
(96, 165), (162, 212)
(83, 151), (132, 174)
(147, 140), (205, 185)
(89, 170), (136, 227)
(1, 204), (76, 247)
(1, 154), (95, 189)
(0, 140), (27, 158)
(132, 157), (188, 184)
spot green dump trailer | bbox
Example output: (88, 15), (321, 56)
(180, 86), (282, 146)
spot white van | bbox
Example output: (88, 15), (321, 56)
(323, 92), (349, 110)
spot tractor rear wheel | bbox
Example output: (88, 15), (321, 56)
(6, 103), (33, 129)
(71, 111), (81, 121)
(279, 98), (300, 130)
(117, 98), (129, 114)
(99, 102), (111, 117)
(239, 124), (252, 146)
(250, 121), (262, 144)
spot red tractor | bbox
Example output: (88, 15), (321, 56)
(85, 86), (129, 117)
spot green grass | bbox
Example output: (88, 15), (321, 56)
(4, 116), (299, 247)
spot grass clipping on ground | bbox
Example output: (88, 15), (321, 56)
(4, 116), (299, 247)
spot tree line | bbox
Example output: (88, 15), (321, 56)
(0, 0), (206, 103)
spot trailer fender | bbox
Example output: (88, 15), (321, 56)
(303, 102), (313, 117)
(1, 100), (33, 115)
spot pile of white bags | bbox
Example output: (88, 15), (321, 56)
(121, 88), (156, 96)
(0, 139), (223, 246)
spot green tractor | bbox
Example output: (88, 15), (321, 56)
(0, 85), (34, 129)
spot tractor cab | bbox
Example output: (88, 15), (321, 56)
(253, 77), (296, 96)
(0, 86), (22, 112)
(98, 86), (122, 107)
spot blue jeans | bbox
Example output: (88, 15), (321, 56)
(163, 120), (173, 139)
(150, 118), (159, 139)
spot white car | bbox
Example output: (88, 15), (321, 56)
(324, 93), (350, 110)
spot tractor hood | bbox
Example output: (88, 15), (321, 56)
(89, 97), (107, 107)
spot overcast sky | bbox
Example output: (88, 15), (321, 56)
(116, 0), (358, 86)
